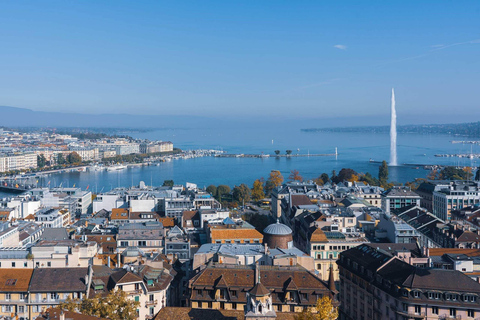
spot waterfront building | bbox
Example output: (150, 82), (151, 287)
(0, 194), (41, 220)
(381, 186), (421, 214)
(0, 152), (37, 173)
(337, 244), (480, 320)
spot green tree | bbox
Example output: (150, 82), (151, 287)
(242, 212), (270, 233)
(251, 179), (265, 202)
(333, 168), (357, 183)
(233, 183), (251, 204)
(274, 150), (280, 155)
(56, 153), (66, 165)
(37, 154), (46, 168)
(378, 160), (389, 187)
(67, 152), (82, 164)
(359, 172), (380, 186)
(263, 180), (276, 197)
(295, 296), (338, 320)
(206, 185), (217, 196)
(331, 170), (337, 183)
(60, 290), (140, 320)
(163, 180), (174, 187)
(286, 150), (292, 155)
(320, 173), (329, 183)
(440, 166), (473, 180)
(216, 185), (231, 200)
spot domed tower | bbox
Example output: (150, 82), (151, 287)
(263, 220), (293, 249)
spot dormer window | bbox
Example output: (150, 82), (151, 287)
(413, 291), (420, 298)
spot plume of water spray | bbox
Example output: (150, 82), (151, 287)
(390, 88), (397, 166)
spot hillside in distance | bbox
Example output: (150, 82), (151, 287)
(302, 122), (480, 137)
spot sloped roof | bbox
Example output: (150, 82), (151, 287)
(291, 195), (313, 206)
(154, 307), (297, 320)
(29, 268), (88, 292)
(0, 268), (33, 292)
(310, 228), (327, 242)
(109, 269), (143, 285)
(249, 282), (270, 296)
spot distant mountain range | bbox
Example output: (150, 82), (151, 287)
(0, 105), (211, 129)
(302, 122), (480, 137)
(0, 105), (478, 133)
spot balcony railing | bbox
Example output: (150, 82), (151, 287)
(145, 299), (158, 307)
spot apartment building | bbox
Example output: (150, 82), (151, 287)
(188, 263), (334, 313)
(381, 186), (421, 214)
(0, 152), (37, 173)
(433, 181), (480, 221)
(337, 244), (480, 320)
(0, 268), (33, 319)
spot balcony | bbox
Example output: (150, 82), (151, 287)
(145, 299), (158, 307)
(439, 315), (462, 320)
(394, 309), (426, 319)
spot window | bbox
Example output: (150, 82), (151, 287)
(450, 308), (456, 317)
(232, 302), (237, 310)
(50, 293), (58, 300)
(24, 262), (27, 267)
(150, 307), (154, 315)
(47, 262), (51, 267)
(5, 305), (11, 312)
(120, 241), (128, 247)
(413, 291), (420, 298)
(118, 285), (123, 291)
(468, 310), (475, 317)
(231, 290), (237, 297)
(414, 305), (421, 314)
(149, 294), (154, 301)
(432, 306), (438, 315)
(134, 296), (139, 302)
(135, 283), (140, 291)
(11, 262), (15, 267)
(18, 306), (25, 313)
(5, 293), (11, 300)
(138, 241), (147, 247)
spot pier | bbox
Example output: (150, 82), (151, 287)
(214, 153), (337, 158)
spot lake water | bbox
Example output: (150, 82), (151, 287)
(2, 124), (477, 197)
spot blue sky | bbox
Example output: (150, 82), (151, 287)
(0, 1), (479, 120)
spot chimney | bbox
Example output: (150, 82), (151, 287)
(254, 263), (260, 285)
(264, 243), (268, 255)
(107, 255), (111, 268)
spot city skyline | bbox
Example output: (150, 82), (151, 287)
(0, 1), (479, 119)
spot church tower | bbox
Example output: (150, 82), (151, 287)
(245, 265), (277, 320)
